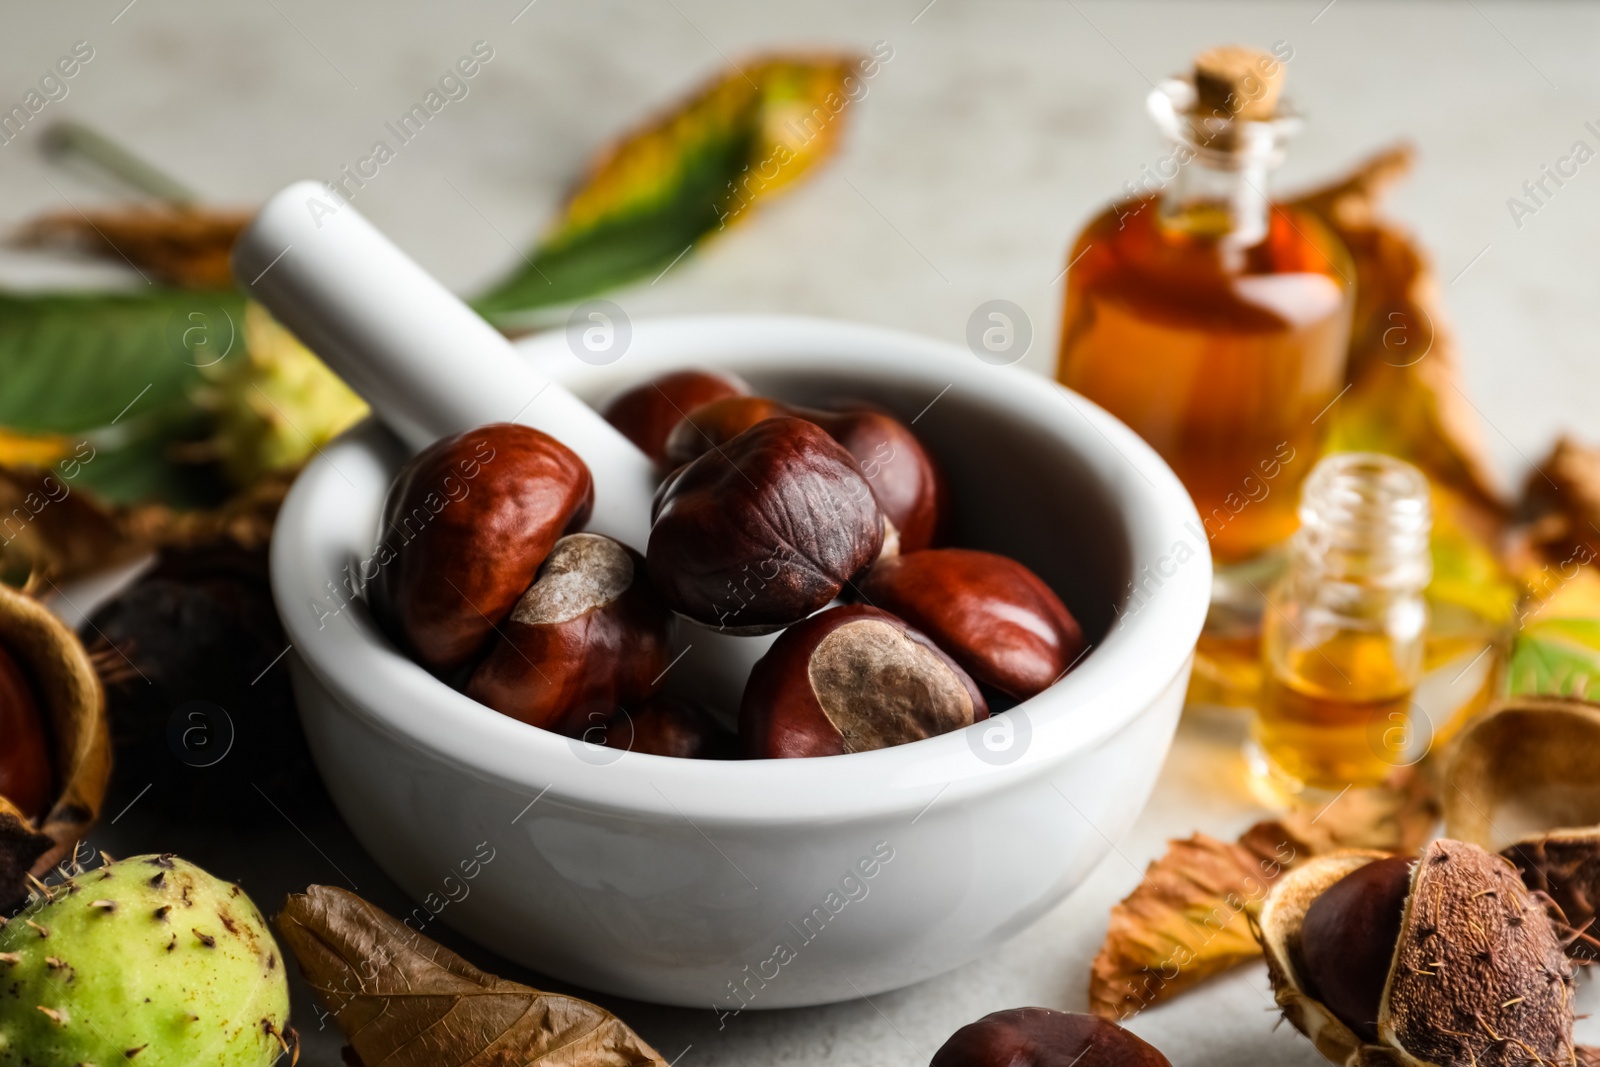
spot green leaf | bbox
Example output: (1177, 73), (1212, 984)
(1508, 617), (1600, 701)
(0, 289), (245, 434)
(472, 55), (861, 323)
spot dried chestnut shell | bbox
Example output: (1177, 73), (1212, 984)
(0, 639), (53, 821)
(931, 1008), (1172, 1067)
(601, 369), (749, 466)
(740, 604), (986, 758)
(664, 397), (949, 551)
(608, 695), (737, 759)
(466, 534), (669, 736)
(647, 417), (883, 633)
(859, 549), (1085, 700)
(1298, 854), (1412, 1043)
(373, 423), (593, 673)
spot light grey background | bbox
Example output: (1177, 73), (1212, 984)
(6, 2), (1597, 1064)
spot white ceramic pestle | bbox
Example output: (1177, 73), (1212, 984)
(232, 181), (657, 544)
(233, 180), (765, 715)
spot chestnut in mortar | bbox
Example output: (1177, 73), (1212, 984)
(740, 604), (987, 758)
(859, 549), (1085, 700)
(467, 533), (670, 736)
(930, 1008), (1172, 1067)
(1297, 854), (1414, 1044)
(601, 368), (749, 466)
(373, 423), (593, 674)
(648, 417), (883, 633)
(0, 638), (53, 820)
(606, 695), (737, 759)
(664, 396), (949, 551)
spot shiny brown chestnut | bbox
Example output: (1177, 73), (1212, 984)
(606, 695), (737, 759)
(601, 369), (749, 466)
(372, 423), (594, 673)
(648, 417), (883, 633)
(664, 396), (948, 551)
(859, 549), (1085, 700)
(930, 1008), (1172, 1067)
(0, 638), (53, 820)
(740, 604), (987, 758)
(466, 533), (670, 735)
(1298, 854), (1414, 1043)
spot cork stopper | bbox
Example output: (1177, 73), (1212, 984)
(1193, 45), (1284, 121)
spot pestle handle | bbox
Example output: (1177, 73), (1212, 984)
(232, 181), (655, 549)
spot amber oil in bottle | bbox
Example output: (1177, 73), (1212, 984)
(1250, 453), (1432, 797)
(1057, 46), (1353, 565)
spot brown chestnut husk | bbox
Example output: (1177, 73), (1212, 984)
(373, 422), (593, 673)
(740, 604), (986, 758)
(601, 368), (749, 467)
(858, 549), (1085, 700)
(664, 396), (949, 551)
(0, 581), (108, 911)
(466, 534), (669, 736)
(931, 1007), (1172, 1067)
(647, 417), (883, 633)
(1258, 839), (1577, 1067)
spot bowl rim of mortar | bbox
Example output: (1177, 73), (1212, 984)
(270, 314), (1211, 826)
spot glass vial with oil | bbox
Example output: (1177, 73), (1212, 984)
(1250, 453), (1431, 797)
(1056, 45), (1354, 565)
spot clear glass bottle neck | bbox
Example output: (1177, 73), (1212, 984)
(1146, 80), (1297, 249)
(1286, 452), (1433, 599)
(1160, 149), (1273, 247)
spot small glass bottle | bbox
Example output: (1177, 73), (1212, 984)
(1250, 452), (1432, 797)
(1057, 45), (1354, 565)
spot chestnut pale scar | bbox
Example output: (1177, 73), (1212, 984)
(808, 619), (974, 753)
(510, 534), (633, 626)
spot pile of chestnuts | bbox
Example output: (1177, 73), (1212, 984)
(370, 368), (1084, 760)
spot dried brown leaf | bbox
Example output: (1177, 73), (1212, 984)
(14, 204), (251, 289)
(1088, 830), (1300, 1021)
(1090, 771), (1440, 1021)
(1268, 767), (1441, 856)
(277, 885), (667, 1067)
(0, 465), (288, 588)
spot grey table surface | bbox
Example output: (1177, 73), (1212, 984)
(6, 1), (1599, 1064)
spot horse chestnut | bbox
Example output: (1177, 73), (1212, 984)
(466, 534), (669, 735)
(0, 638), (53, 820)
(1262, 841), (1577, 1067)
(859, 549), (1085, 700)
(608, 695), (737, 759)
(1297, 854), (1412, 1043)
(664, 396), (948, 551)
(740, 604), (986, 758)
(373, 423), (593, 673)
(647, 417), (883, 633)
(601, 369), (749, 466)
(931, 1008), (1172, 1067)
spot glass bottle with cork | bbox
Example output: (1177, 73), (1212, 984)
(1251, 452), (1432, 797)
(1056, 45), (1354, 567)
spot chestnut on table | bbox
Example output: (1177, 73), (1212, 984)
(930, 1008), (1172, 1067)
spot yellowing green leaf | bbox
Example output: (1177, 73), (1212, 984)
(474, 54), (862, 321)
